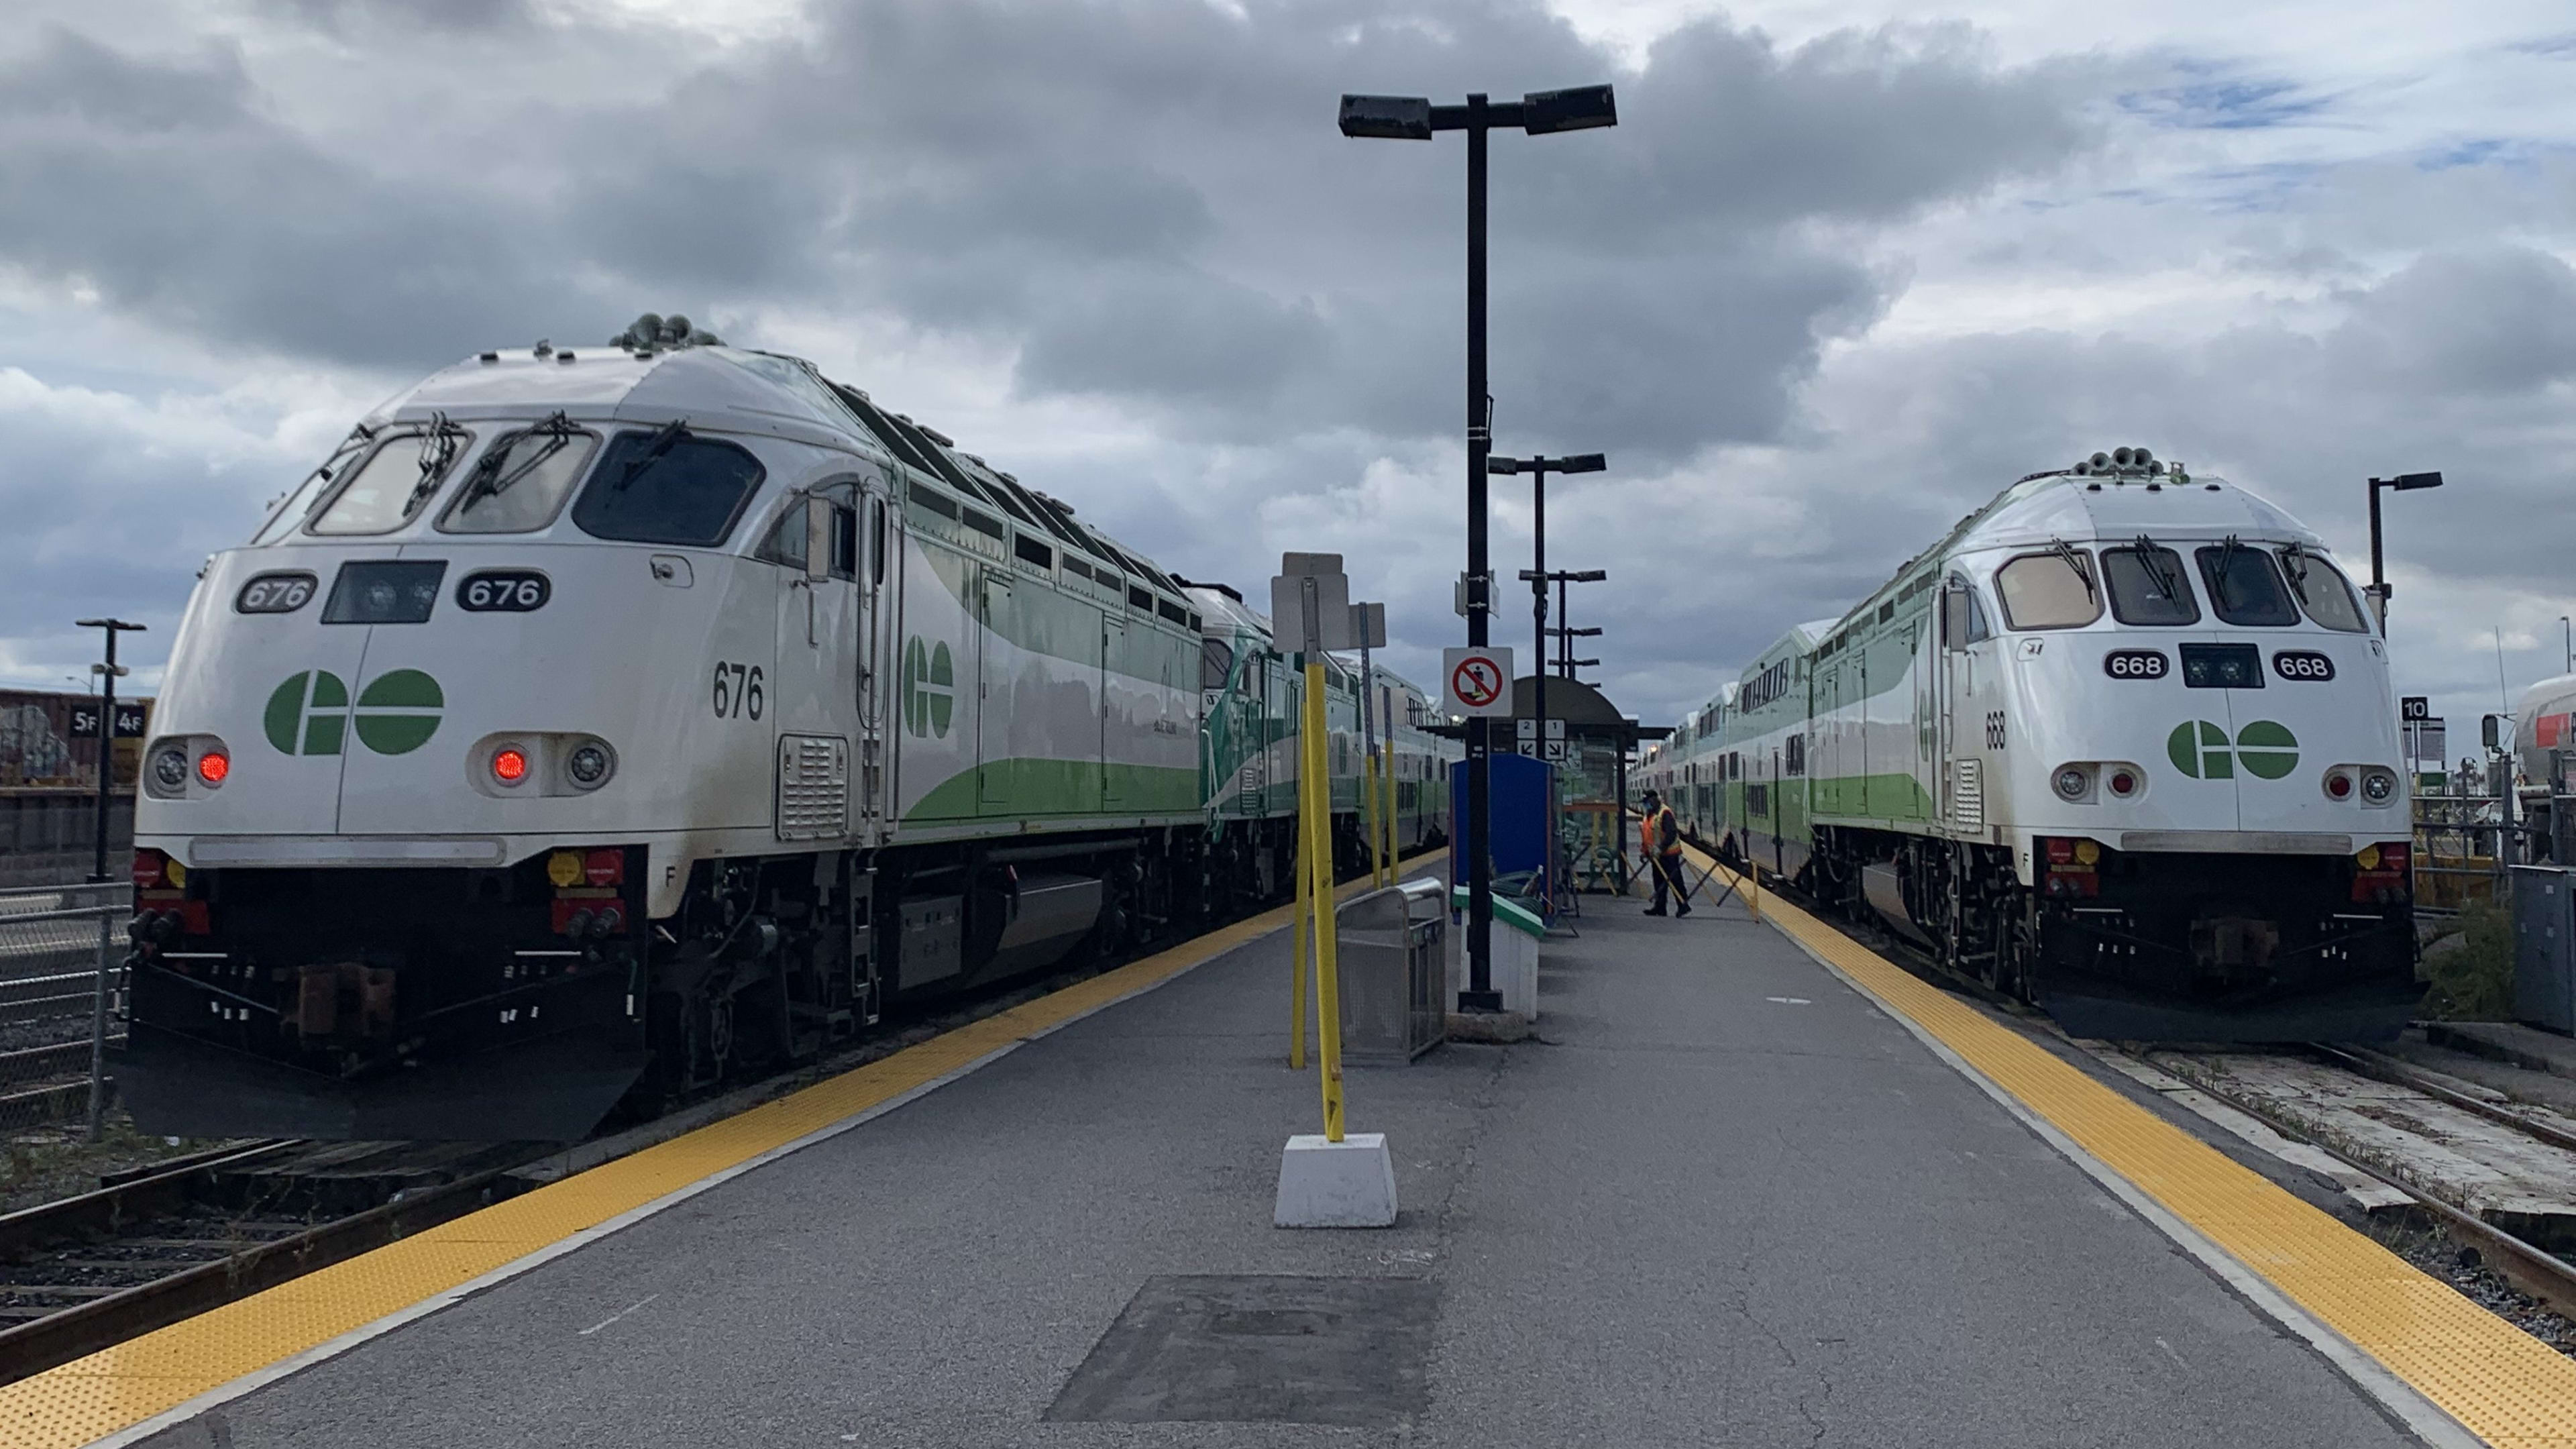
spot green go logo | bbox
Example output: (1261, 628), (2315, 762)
(901, 637), (954, 739)
(264, 669), (444, 756)
(2166, 719), (2298, 780)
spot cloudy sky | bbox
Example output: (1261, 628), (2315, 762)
(3, 0), (2571, 746)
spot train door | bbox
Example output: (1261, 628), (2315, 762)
(856, 492), (894, 837)
(979, 569), (1012, 810)
(1102, 613), (1127, 810)
(769, 486), (861, 842)
(1938, 576), (1995, 833)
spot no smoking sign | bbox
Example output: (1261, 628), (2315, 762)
(1443, 647), (1513, 718)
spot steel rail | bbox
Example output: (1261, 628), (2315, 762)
(2312, 1042), (2576, 1159)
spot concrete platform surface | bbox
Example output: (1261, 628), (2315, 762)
(140, 892), (2428, 1448)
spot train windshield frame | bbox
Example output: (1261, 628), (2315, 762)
(570, 428), (767, 547)
(2100, 543), (2201, 626)
(1994, 549), (2100, 630)
(2275, 546), (2371, 633)
(2194, 541), (2298, 627)
(305, 423), (475, 537)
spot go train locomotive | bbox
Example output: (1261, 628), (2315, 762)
(119, 330), (1454, 1140)
(1642, 449), (2418, 1040)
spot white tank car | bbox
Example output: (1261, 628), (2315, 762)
(120, 337), (1243, 1140)
(2510, 673), (2576, 857)
(1657, 448), (2417, 1041)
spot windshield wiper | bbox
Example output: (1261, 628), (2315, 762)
(2278, 542), (2313, 598)
(402, 413), (467, 517)
(2049, 537), (2096, 602)
(2209, 534), (2247, 610)
(2131, 533), (2182, 602)
(611, 418), (690, 493)
(455, 412), (577, 512)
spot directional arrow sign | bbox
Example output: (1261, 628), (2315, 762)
(1444, 647), (1512, 718)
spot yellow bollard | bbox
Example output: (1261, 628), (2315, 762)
(1746, 855), (1761, 920)
(1303, 659), (1346, 1143)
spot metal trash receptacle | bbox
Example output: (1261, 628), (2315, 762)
(1337, 878), (1446, 1064)
(2515, 865), (2576, 1033)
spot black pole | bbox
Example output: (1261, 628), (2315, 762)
(78, 620), (145, 881)
(2366, 478), (2387, 631)
(1532, 462), (1548, 767)
(1460, 93), (1497, 1012)
(1556, 576), (1570, 676)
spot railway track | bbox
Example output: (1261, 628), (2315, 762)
(0, 848), (1445, 1385)
(1696, 838), (2576, 1325)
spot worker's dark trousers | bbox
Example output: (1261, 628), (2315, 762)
(1651, 852), (1686, 912)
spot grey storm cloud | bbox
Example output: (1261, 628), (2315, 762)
(0, 2), (2088, 464)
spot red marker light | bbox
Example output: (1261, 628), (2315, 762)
(195, 751), (230, 786)
(130, 849), (166, 890)
(2327, 773), (2353, 800)
(492, 747), (529, 784)
(2108, 771), (2137, 796)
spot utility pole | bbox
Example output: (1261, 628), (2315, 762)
(76, 619), (146, 883)
(1493, 452), (1605, 778)
(1339, 83), (1615, 1014)
(2365, 472), (2443, 632)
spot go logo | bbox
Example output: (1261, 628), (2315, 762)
(902, 637), (955, 739)
(263, 669), (445, 757)
(2165, 719), (2298, 780)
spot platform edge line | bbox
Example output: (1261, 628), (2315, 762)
(1747, 893), (2484, 1449)
(66, 856), (1408, 1449)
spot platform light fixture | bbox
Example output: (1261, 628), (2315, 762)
(1491, 452), (1607, 805)
(1338, 81), (1617, 1014)
(2363, 470), (2443, 631)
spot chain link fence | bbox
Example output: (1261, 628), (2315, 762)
(0, 881), (129, 1135)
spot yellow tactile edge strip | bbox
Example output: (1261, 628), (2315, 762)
(3, 853), (1444, 1449)
(1690, 845), (2574, 1449)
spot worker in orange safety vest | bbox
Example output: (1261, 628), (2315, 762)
(1640, 789), (1691, 918)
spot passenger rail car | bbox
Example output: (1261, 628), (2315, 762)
(1646, 449), (2418, 1041)
(119, 336), (1452, 1141)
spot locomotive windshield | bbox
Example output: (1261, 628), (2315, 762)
(1994, 549), (2098, 629)
(570, 427), (766, 545)
(2276, 547), (2371, 632)
(2195, 540), (2298, 627)
(439, 420), (597, 534)
(307, 422), (473, 536)
(2100, 543), (2200, 625)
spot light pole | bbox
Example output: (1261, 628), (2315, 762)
(2562, 615), (2571, 677)
(1340, 83), (1616, 1013)
(2365, 471), (2443, 632)
(1491, 452), (1605, 773)
(1540, 570), (1608, 678)
(76, 618), (146, 883)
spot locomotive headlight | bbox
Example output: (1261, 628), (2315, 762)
(2053, 765), (2092, 802)
(2361, 768), (2397, 804)
(149, 745), (189, 794)
(566, 739), (615, 790)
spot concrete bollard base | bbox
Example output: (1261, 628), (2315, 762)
(1273, 1132), (1398, 1228)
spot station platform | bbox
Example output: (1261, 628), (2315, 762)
(17, 859), (2576, 1446)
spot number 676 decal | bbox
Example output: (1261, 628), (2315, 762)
(712, 661), (765, 720)
(456, 570), (550, 612)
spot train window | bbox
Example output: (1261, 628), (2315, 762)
(1202, 637), (1235, 689)
(439, 421), (596, 534)
(833, 504), (860, 580)
(1128, 584), (1152, 612)
(869, 498), (888, 584)
(1940, 576), (1992, 646)
(570, 429), (765, 546)
(1995, 550), (2100, 629)
(907, 478), (959, 521)
(2194, 541), (2296, 627)
(963, 508), (1006, 541)
(2276, 547), (2369, 633)
(309, 423), (473, 536)
(1014, 533), (1054, 570)
(2101, 545), (2200, 626)
(757, 501), (810, 570)
(1157, 598), (1188, 626)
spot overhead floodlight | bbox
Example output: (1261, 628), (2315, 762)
(1339, 95), (1434, 140)
(1567, 569), (1607, 582)
(1521, 85), (1617, 136)
(1555, 453), (1606, 474)
(1485, 456), (1521, 474)
(2390, 471), (2445, 491)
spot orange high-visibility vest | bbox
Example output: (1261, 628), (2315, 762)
(1642, 805), (1680, 857)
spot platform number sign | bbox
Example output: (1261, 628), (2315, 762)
(69, 702), (148, 739)
(1443, 647), (1511, 718)
(2400, 695), (2430, 722)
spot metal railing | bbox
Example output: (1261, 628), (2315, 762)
(0, 881), (129, 1136)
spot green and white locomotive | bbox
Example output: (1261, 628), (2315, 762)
(1645, 449), (2416, 1040)
(120, 331), (1452, 1140)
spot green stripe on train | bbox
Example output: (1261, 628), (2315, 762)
(904, 759), (1203, 821)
